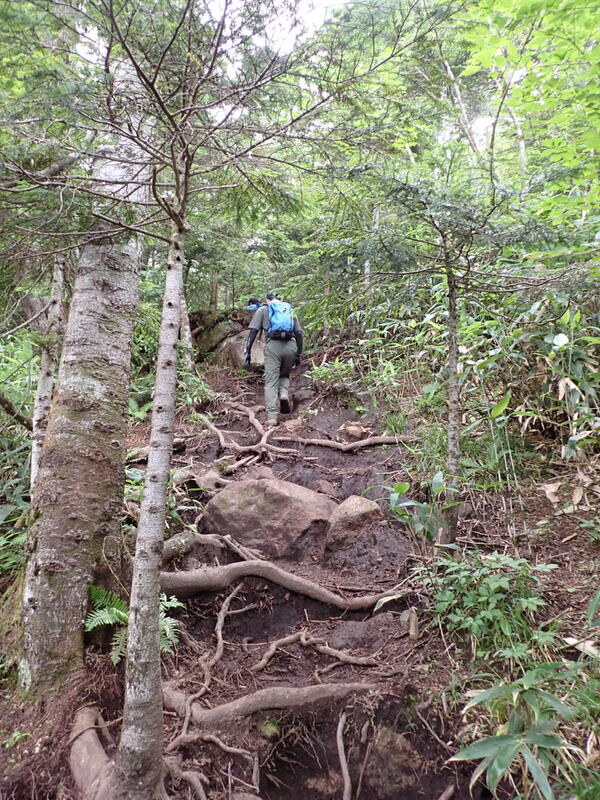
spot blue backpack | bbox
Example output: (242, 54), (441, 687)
(268, 300), (294, 340)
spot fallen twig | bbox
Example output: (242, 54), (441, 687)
(437, 783), (456, 800)
(163, 683), (377, 727)
(161, 560), (404, 610)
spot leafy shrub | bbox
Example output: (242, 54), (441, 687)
(413, 552), (557, 660)
(306, 357), (355, 394)
(131, 300), (162, 375)
(84, 586), (184, 664)
(452, 663), (583, 799)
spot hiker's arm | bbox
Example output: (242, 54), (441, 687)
(293, 319), (303, 365)
(244, 328), (258, 363)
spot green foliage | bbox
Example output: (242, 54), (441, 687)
(452, 663), (583, 799)
(413, 552), (557, 660)
(388, 474), (456, 542)
(84, 585), (184, 664)
(306, 358), (356, 395)
(177, 360), (214, 410)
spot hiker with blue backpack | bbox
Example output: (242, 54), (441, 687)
(244, 292), (303, 427)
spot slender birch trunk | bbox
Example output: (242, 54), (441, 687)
(112, 218), (185, 798)
(31, 256), (65, 491)
(179, 290), (195, 373)
(439, 256), (461, 544)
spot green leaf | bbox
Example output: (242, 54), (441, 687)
(486, 737), (521, 791)
(392, 482), (410, 495)
(520, 744), (554, 800)
(491, 391), (511, 419)
(450, 734), (520, 762)
(463, 685), (514, 712)
(587, 588), (600, 626)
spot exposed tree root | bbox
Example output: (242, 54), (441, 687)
(201, 414), (298, 457)
(165, 756), (208, 800)
(168, 585), (246, 752)
(162, 532), (223, 564)
(69, 705), (111, 798)
(160, 560), (403, 609)
(250, 629), (378, 672)
(163, 683), (376, 727)
(336, 711), (352, 800)
(273, 433), (414, 452)
(226, 402), (265, 437)
(220, 454), (260, 474)
(162, 532), (264, 565)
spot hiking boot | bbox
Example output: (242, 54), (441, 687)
(279, 393), (291, 415)
(265, 418), (278, 428)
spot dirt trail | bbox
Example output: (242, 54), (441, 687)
(153, 364), (478, 800)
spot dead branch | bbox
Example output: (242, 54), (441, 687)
(222, 534), (265, 561)
(160, 560), (403, 609)
(273, 434), (414, 452)
(337, 711), (352, 800)
(163, 683), (377, 727)
(0, 390), (33, 430)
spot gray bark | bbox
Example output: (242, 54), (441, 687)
(179, 290), (195, 373)
(31, 257), (65, 491)
(21, 132), (149, 694)
(113, 220), (184, 798)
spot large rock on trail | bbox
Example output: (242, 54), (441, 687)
(203, 479), (336, 558)
(209, 330), (266, 368)
(326, 495), (383, 549)
(195, 317), (242, 354)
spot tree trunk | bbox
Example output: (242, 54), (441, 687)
(439, 258), (461, 544)
(20, 130), (149, 695)
(179, 290), (195, 373)
(31, 256), (65, 491)
(112, 219), (184, 799)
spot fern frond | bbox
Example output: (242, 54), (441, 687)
(159, 615), (181, 654)
(89, 585), (128, 613)
(159, 593), (185, 612)
(110, 628), (128, 665)
(85, 607), (128, 631)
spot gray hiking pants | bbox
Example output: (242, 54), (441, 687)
(264, 338), (297, 421)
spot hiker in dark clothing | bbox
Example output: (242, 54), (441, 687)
(244, 292), (303, 427)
